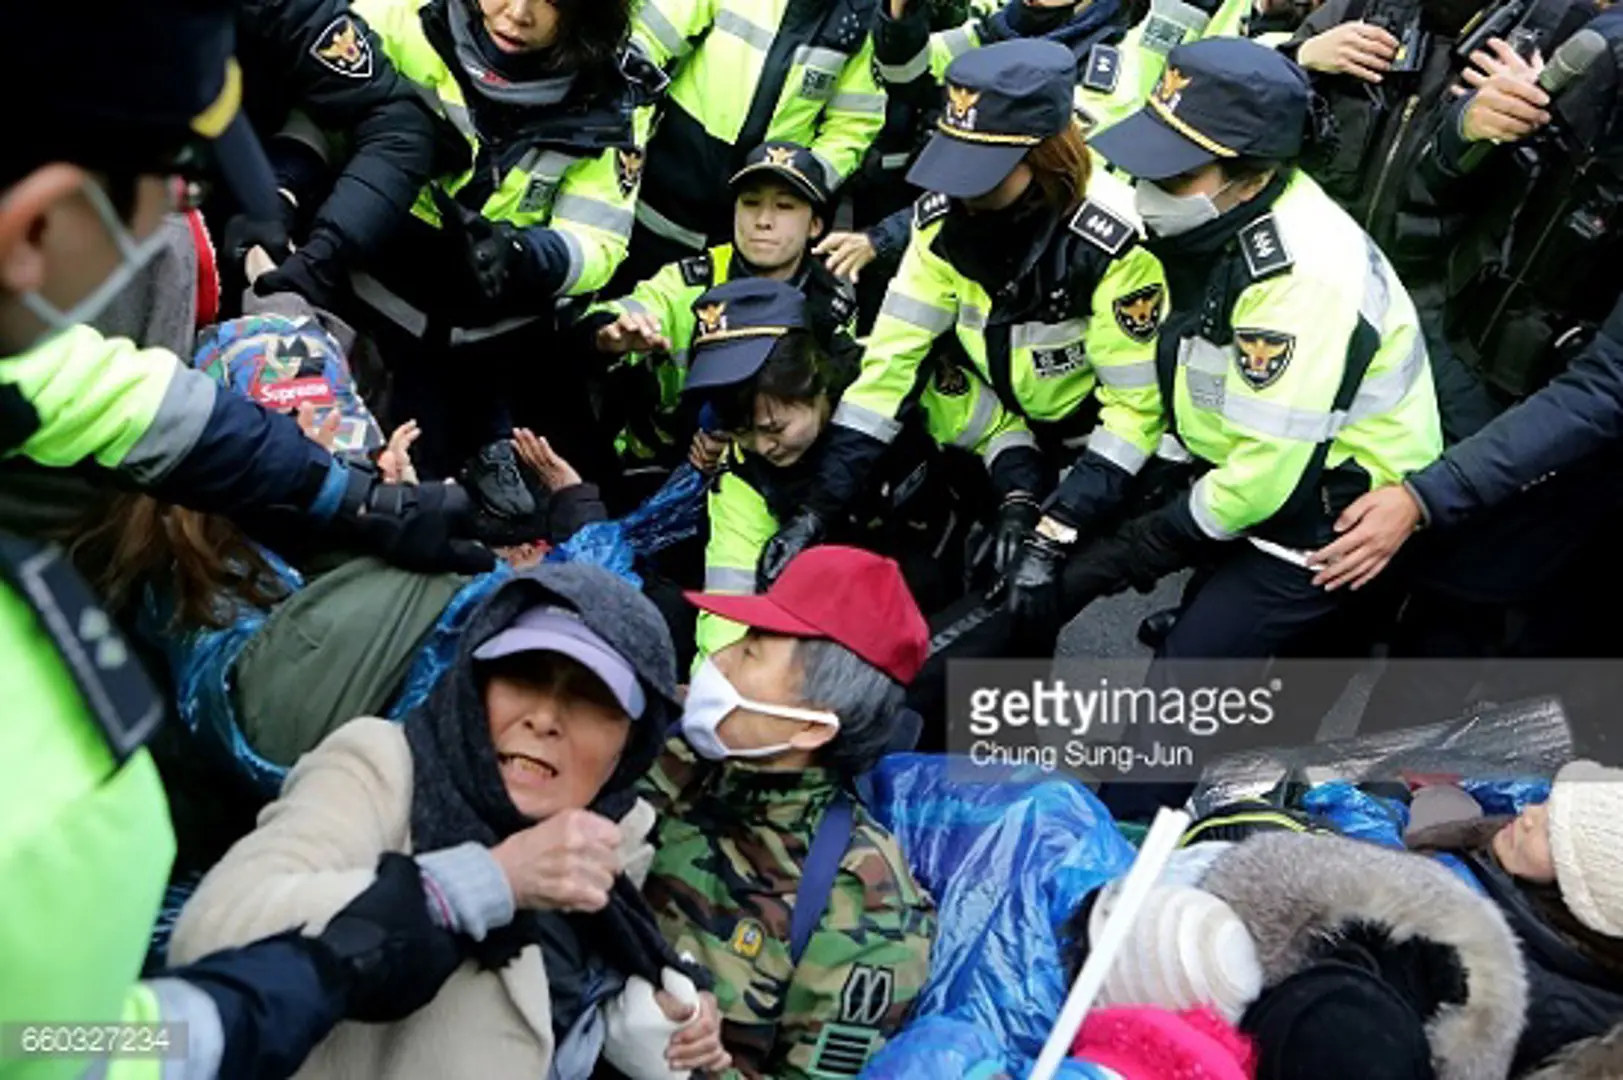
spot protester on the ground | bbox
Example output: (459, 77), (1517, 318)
(1, 3), (480, 1074)
(641, 545), (938, 1079)
(581, 141), (859, 469)
(1406, 762), (1623, 1075)
(221, 0), (446, 313)
(619, 0), (886, 284)
(344, 0), (664, 511)
(678, 279), (970, 658)
(764, 41), (1170, 621)
(1202, 831), (1529, 1079)
(172, 564), (731, 1079)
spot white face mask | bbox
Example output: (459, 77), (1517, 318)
(680, 657), (841, 761)
(20, 179), (169, 341)
(1134, 177), (1240, 239)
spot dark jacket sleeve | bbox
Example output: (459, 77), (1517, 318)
(866, 205), (914, 262)
(241, 0), (442, 264)
(1406, 291), (1623, 527)
(1288, 0), (1359, 48)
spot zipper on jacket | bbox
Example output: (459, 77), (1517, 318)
(1475, 162), (1586, 353)
(1365, 94), (1420, 234)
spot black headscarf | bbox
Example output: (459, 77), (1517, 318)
(401, 565), (705, 1037)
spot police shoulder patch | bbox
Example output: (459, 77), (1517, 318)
(1112, 283), (1165, 344)
(914, 191), (951, 230)
(679, 252), (715, 288)
(310, 15), (374, 79)
(1081, 44), (1122, 94)
(1238, 215), (1293, 281)
(1234, 327), (1296, 390)
(615, 146), (645, 199)
(1069, 199), (1134, 257)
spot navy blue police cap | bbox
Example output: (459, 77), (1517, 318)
(1091, 38), (1311, 182)
(730, 141), (833, 212)
(684, 279), (810, 393)
(907, 39), (1077, 199)
(3, 0), (281, 220)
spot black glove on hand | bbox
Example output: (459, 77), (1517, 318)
(1004, 532), (1069, 629)
(991, 493), (1041, 575)
(757, 509), (827, 590)
(222, 212), (293, 269)
(352, 480), (497, 575)
(254, 231), (346, 309)
(432, 188), (544, 316)
(313, 853), (464, 1023)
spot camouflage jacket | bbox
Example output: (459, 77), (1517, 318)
(639, 739), (937, 1079)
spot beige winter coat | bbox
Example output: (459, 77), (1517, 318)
(170, 717), (656, 1080)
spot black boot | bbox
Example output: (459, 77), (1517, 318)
(1136, 606), (1182, 650)
(461, 440), (536, 521)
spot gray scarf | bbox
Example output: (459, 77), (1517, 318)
(448, 0), (577, 107)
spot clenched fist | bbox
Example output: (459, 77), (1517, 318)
(492, 808), (624, 913)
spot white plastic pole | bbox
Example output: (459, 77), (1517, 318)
(1027, 806), (1192, 1080)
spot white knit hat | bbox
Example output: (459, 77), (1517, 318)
(1087, 883), (1264, 1023)
(1548, 760), (1623, 938)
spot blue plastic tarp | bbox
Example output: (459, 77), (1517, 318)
(863, 755), (1136, 1076)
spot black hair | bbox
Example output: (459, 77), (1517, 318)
(710, 330), (844, 432)
(1217, 155), (1292, 184)
(549, 0), (635, 79)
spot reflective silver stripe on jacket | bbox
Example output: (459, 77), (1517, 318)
(832, 400), (904, 442)
(1189, 477), (1238, 540)
(638, 2), (689, 57)
(704, 565), (758, 592)
(123, 365), (216, 484)
(829, 91), (886, 114)
(635, 199), (709, 251)
(555, 229), (587, 295)
(1086, 428), (1150, 475)
(715, 7), (777, 50)
(555, 194), (636, 239)
(876, 45), (931, 84)
(809, 148), (841, 192)
(1093, 360), (1159, 389)
(940, 25), (976, 59)
(1010, 319), (1084, 350)
(949, 384), (999, 449)
(959, 304), (987, 333)
(879, 290), (956, 334)
(793, 44), (850, 71)
(983, 428), (1038, 466)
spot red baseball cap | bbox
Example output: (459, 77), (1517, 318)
(685, 546), (929, 684)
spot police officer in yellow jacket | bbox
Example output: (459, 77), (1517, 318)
(621, 0), (887, 282)
(681, 279), (970, 660)
(1051, 38), (1441, 659)
(347, 0), (664, 511)
(581, 141), (859, 466)
(1, 4), (471, 1077)
(758, 40), (1170, 605)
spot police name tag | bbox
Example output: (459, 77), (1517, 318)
(1141, 14), (1189, 56)
(518, 175), (559, 216)
(1032, 342), (1086, 379)
(802, 68), (837, 100)
(1082, 45), (1121, 94)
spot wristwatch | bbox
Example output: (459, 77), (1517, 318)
(1035, 515), (1079, 546)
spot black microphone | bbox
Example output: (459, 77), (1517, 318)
(1537, 27), (1607, 96)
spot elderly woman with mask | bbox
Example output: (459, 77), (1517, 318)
(640, 545), (939, 1080)
(170, 563), (731, 1079)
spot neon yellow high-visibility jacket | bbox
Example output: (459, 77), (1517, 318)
(1166, 170), (1441, 543)
(820, 168), (1169, 528)
(631, 0), (885, 251)
(351, 0), (659, 335)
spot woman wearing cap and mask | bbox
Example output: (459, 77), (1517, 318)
(344, 0), (664, 518)
(1058, 37), (1440, 666)
(170, 564), (733, 1079)
(677, 277), (969, 664)
(640, 545), (938, 1080)
(754, 39), (1173, 635)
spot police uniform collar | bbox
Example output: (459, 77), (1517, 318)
(1145, 170), (1290, 261)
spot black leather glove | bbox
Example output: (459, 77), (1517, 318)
(313, 853), (465, 1022)
(757, 508), (827, 590)
(254, 231), (346, 309)
(990, 493), (1041, 575)
(1003, 531), (1069, 629)
(349, 479), (497, 575)
(222, 212), (293, 269)
(432, 188), (545, 316)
